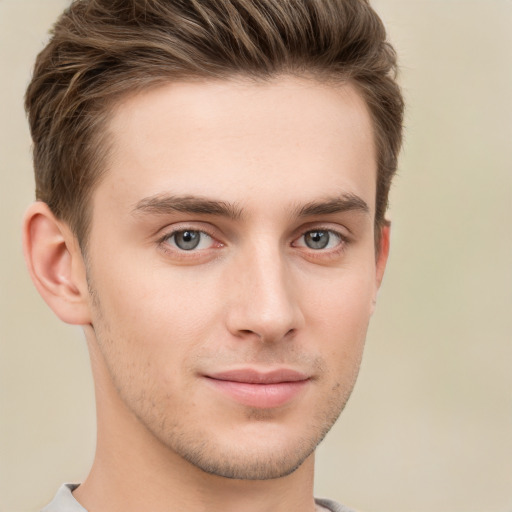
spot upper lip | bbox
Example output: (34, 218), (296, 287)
(205, 368), (310, 384)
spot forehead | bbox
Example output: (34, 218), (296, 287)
(98, 76), (376, 218)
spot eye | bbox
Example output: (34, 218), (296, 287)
(295, 230), (343, 250)
(165, 230), (214, 251)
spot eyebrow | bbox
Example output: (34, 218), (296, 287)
(294, 194), (370, 217)
(131, 192), (369, 220)
(131, 194), (244, 220)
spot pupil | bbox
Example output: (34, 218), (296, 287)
(176, 230), (200, 250)
(306, 230), (329, 249)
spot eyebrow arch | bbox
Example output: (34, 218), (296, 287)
(131, 194), (244, 220)
(294, 194), (370, 217)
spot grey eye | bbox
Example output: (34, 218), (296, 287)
(173, 230), (201, 250)
(304, 230), (331, 249)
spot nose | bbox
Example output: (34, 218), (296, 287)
(225, 242), (304, 343)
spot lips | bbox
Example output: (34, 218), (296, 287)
(204, 368), (310, 409)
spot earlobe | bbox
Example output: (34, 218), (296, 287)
(22, 202), (91, 325)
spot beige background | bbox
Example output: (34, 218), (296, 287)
(1, 0), (511, 511)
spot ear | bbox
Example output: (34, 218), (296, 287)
(22, 202), (92, 325)
(375, 222), (391, 287)
(371, 222), (391, 314)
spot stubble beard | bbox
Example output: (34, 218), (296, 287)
(106, 347), (354, 481)
(154, 382), (352, 481)
(86, 277), (360, 481)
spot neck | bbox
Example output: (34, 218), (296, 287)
(75, 334), (318, 512)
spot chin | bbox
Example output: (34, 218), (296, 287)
(157, 409), (341, 481)
(176, 438), (316, 480)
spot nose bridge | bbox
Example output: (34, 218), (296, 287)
(226, 235), (303, 341)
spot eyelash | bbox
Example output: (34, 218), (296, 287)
(157, 226), (222, 259)
(292, 227), (349, 261)
(157, 226), (349, 259)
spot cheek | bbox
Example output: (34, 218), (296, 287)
(302, 269), (376, 366)
(89, 255), (225, 361)
(305, 270), (375, 329)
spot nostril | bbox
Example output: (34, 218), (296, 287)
(233, 327), (296, 343)
(284, 328), (296, 339)
(239, 329), (255, 337)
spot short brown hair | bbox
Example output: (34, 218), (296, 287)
(25, 0), (404, 247)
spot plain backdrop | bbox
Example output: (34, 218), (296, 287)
(1, 1), (511, 511)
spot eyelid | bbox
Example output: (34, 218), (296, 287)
(290, 225), (351, 262)
(156, 222), (224, 254)
(166, 230), (214, 251)
(292, 222), (351, 242)
(154, 221), (350, 261)
(157, 221), (219, 239)
(294, 229), (343, 246)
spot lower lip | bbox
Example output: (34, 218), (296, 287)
(205, 378), (309, 409)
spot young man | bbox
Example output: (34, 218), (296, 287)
(23, 1), (403, 511)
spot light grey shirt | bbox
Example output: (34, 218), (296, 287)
(41, 484), (356, 512)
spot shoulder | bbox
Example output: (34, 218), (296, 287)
(42, 488), (357, 512)
(315, 497), (359, 512)
(40, 484), (86, 512)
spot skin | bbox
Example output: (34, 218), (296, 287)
(23, 76), (389, 512)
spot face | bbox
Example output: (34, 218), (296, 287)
(83, 76), (386, 480)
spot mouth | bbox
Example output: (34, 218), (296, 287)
(203, 368), (311, 409)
